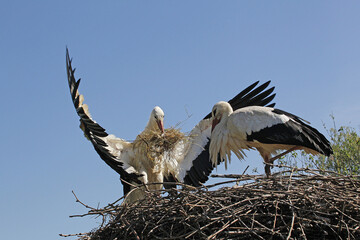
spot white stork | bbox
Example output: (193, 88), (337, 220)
(67, 50), (168, 202)
(165, 81), (277, 187)
(66, 48), (277, 202)
(210, 101), (333, 176)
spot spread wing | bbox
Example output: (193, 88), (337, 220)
(176, 81), (276, 186)
(66, 48), (141, 194)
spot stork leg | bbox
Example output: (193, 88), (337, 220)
(265, 146), (300, 177)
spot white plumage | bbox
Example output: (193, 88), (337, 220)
(66, 48), (278, 202)
(210, 101), (333, 175)
(174, 119), (212, 181)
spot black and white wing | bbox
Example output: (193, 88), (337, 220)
(175, 81), (276, 186)
(241, 107), (333, 156)
(66, 48), (141, 195)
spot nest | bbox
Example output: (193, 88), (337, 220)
(62, 167), (360, 240)
(132, 128), (186, 162)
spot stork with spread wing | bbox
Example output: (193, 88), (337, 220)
(209, 101), (333, 176)
(66, 48), (276, 202)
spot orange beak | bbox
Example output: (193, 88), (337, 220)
(211, 117), (221, 132)
(157, 120), (164, 133)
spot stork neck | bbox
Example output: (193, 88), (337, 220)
(220, 109), (232, 122)
(225, 107), (233, 117)
(218, 115), (229, 129)
(145, 119), (158, 132)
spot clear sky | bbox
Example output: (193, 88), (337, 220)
(1, 1), (360, 239)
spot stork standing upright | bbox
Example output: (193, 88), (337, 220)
(66, 48), (278, 202)
(67, 49), (168, 202)
(209, 101), (333, 175)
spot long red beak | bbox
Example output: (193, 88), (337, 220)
(157, 120), (164, 133)
(211, 117), (221, 132)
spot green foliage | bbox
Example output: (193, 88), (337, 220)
(279, 115), (360, 175)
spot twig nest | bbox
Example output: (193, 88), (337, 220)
(66, 169), (360, 240)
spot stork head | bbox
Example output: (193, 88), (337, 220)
(211, 101), (233, 132)
(148, 106), (164, 133)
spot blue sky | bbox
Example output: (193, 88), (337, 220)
(1, 1), (360, 239)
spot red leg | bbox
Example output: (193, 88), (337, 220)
(264, 146), (300, 177)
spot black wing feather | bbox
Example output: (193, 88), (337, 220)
(203, 81), (275, 120)
(247, 109), (333, 156)
(66, 48), (141, 189)
(183, 81), (277, 186)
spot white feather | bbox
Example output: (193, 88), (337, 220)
(174, 118), (212, 181)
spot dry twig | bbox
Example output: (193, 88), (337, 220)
(61, 167), (360, 239)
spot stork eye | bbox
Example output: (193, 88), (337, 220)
(212, 109), (217, 117)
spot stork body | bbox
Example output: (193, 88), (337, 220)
(167, 82), (278, 186)
(66, 48), (278, 202)
(210, 101), (333, 175)
(67, 50), (171, 203)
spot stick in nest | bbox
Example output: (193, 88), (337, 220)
(63, 168), (360, 240)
